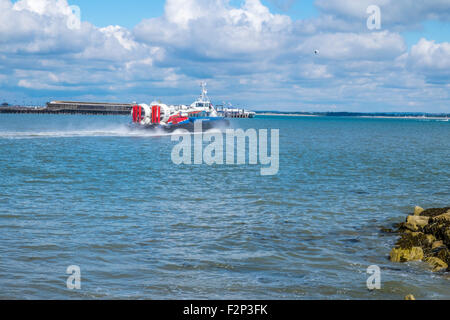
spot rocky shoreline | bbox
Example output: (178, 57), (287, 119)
(384, 206), (450, 272)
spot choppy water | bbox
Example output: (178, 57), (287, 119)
(0, 114), (449, 300)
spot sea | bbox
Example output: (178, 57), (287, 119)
(0, 114), (448, 299)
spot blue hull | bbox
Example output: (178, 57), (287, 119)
(131, 117), (230, 132)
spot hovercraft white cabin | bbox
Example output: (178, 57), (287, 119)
(130, 83), (254, 131)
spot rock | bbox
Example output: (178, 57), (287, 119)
(424, 257), (448, 272)
(410, 232), (435, 245)
(405, 215), (430, 231)
(380, 227), (395, 233)
(432, 212), (450, 223)
(389, 206), (449, 273)
(432, 240), (444, 249)
(445, 228), (450, 247)
(390, 247), (424, 262)
(396, 232), (432, 250)
(436, 248), (450, 267)
(394, 222), (406, 230)
(423, 221), (450, 246)
(425, 234), (436, 246)
(405, 294), (416, 300)
(414, 206), (424, 216)
(425, 234), (436, 247)
(420, 207), (450, 217)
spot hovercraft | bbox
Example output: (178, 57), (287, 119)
(130, 83), (229, 132)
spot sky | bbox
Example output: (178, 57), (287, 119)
(1, 0), (449, 112)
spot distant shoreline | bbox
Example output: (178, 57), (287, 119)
(1, 107), (449, 119)
(256, 112), (450, 119)
(257, 113), (320, 117)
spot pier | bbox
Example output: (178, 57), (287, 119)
(0, 97), (257, 119)
(0, 101), (133, 115)
(1, 102), (257, 118)
(216, 106), (255, 118)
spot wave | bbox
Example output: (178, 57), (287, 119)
(0, 125), (224, 139)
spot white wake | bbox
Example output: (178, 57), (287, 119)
(0, 125), (223, 139)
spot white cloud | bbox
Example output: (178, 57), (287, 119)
(134, 0), (292, 58)
(408, 38), (450, 76)
(296, 31), (406, 61)
(299, 63), (332, 79)
(0, 0), (166, 100)
(316, 0), (450, 29)
(0, 0), (448, 112)
(13, 0), (73, 16)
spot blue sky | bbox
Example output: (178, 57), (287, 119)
(66, 0), (165, 28)
(64, 0), (449, 49)
(402, 20), (450, 48)
(64, 0), (320, 27)
(2, 0), (450, 112)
